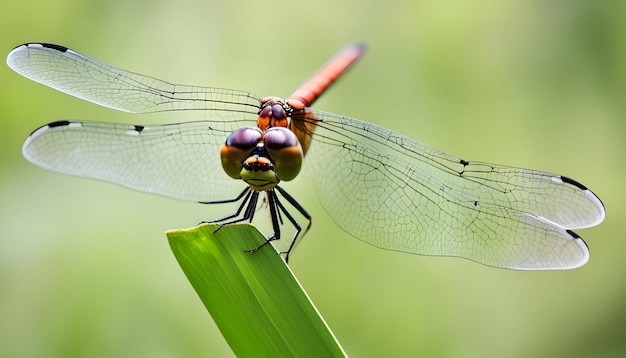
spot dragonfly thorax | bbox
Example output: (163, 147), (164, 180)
(258, 97), (291, 130)
(257, 97), (306, 129)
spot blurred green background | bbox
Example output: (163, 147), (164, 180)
(1, 0), (624, 357)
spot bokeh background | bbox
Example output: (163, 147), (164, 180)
(1, 0), (624, 357)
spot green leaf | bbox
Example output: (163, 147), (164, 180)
(166, 224), (346, 358)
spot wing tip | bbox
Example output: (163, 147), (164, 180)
(544, 226), (590, 270)
(512, 213), (591, 270)
(27, 120), (80, 136)
(552, 175), (606, 227)
(565, 229), (590, 269)
(23, 120), (83, 160)
(10, 42), (68, 53)
(8, 42), (75, 79)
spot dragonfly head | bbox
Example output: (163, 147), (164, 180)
(221, 126), (303, 191)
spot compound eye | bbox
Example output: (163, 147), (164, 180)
(263, 127), (299, 150)
(225, 127), (263, 149)
(221, 127), (263, 179)
(263, 127), (303, 181)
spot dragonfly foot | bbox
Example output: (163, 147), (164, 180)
(196, 221), (226, 234)
(243, 234), (280, 256)
(279, 251), (292, 263)
(243, 241), (270, 255)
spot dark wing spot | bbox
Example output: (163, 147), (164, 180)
(565, 229), (581, 239)
(29, 120), (73, 136)
(560, 176), (588, 191)
(565, 229), (589, 251)
(47, 120), (71, 128)
(41, 43), (68, 52)
(133, 125), (145, 132)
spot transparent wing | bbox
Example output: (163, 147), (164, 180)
(302, 110), (605, 270)
(11, 42), (262, 202)
(23, 120), (246, 202)
(7, 43), (261, 113)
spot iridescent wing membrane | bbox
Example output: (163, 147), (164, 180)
(8, 43), (605, 269)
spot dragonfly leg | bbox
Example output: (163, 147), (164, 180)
(199, 188), (260, 233)
(199, 188), (253, 226)
(275, 186), (312, 234)
(243, 189), (282, 255)
(275, 186), (312, 263)
(199, 186), (312, 263)
(245, 186), (313, 263)
(242, 233), (277, 255)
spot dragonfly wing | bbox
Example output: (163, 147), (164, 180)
(7, 43), (261, 114)
(302, 110), (605, 270)
(23, 120), (245, 202)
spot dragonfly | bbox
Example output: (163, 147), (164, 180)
(8, 42), (605, 269)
